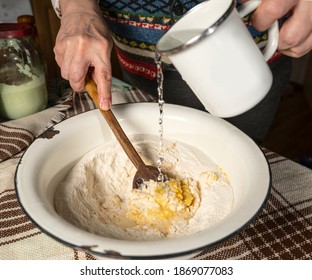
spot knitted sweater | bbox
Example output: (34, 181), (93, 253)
(52, 0), (281, 80)
(99, 0), (281, 80)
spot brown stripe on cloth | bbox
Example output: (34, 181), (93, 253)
(0, 193), (16, 203)
(0, 124), (34, 162)
(0, 194), (38, 240)
(73, 249), (79, 260)
(73, 249), (97, 260)
(0, 209), (25, 219)
(0, 191), (21, 213)
(128, 87), (154, 103)
(85, 252), (97, 260)
(0, 193), (42, 247)
(0, 216), (30, 228)
(0, 189), (15, 196)
(0, 223), (37, 238)
(0, 231), (42, 247)
(262, 147), (287, 164)
(65, 91), (96, 119)
(0, 200), (21, 211)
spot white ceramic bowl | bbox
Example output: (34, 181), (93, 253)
(15, 103), (271, 259)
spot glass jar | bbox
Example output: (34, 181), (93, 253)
(0, 23), (48, 120)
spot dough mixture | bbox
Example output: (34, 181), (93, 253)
(54, 135), (233, 241)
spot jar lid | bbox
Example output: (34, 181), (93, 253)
(0, 23), (33, 39)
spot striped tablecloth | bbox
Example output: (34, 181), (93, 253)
(1, 80), (312, 260)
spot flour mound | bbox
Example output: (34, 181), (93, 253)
(54, 135), (233, 241)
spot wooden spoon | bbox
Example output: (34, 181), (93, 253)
(85, 77), (160, 189)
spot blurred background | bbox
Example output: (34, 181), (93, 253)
(0, 0), (32, 22)
(1, 0), (311, 165)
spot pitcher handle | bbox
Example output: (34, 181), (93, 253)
(238, 0), (279, 61)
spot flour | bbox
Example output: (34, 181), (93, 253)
(54, 135), (234, 241)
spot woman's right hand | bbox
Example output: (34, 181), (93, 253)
(54, 0), (113, 110)
(252, 0), (312, 58)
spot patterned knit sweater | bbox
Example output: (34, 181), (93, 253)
(99, 0), (281, 80)
(53, 0), (281, 81)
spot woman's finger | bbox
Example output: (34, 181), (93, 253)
(251, 0), (297, 31)
(280, 32), (312, 57)
(278, 0), (312, 56)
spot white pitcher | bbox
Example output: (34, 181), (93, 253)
(156, 0), (279, 117)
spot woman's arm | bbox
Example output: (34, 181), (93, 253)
(53, 0), (113, 110)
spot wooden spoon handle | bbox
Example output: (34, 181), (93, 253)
(85, 78), (145, 170)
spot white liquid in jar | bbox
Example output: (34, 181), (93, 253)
(0, 74), (48, 119)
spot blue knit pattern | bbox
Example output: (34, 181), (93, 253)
(98, 0), (275, 78)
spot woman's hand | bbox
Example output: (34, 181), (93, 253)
(54, 0), (113, 110)
(252, 0), (312, 58)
